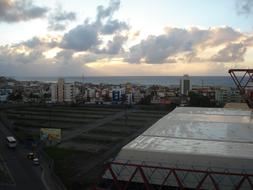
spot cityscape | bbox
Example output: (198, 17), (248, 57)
(0, 75), (244, 107)
(1, 0), (253, 190)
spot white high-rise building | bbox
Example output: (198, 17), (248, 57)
(51, 78), (78, 103)
(180, 74), (192, 95)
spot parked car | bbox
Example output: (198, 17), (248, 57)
(33, 158), (39, 165)
(27, 152), (35, 160)
(6, 136), (17, 148)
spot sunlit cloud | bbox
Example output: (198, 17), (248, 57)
(43, 47), (62, 59)
(1, 0), (253, 76)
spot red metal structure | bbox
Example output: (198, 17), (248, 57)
(93, 161), (253, 190)
(228, 69), (253, 108)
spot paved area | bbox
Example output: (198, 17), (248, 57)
(0, 122), (46, 190)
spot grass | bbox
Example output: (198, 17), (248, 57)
(44, 147), (94, 189)
(13, 128), (39, 141)
(44, 147), (77, 188)
(0, 167), (13, 184)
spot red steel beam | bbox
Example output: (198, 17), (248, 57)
(92, 161), (253, 190)
(228, 69), (253, 108)
(229, 69), (253, 72)
(107, 161), (253, 177)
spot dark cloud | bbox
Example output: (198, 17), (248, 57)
(60, 0), (129, 52)
(48, 7), (76, 31)
(236, 0), (253, 15)
(125, 27), (245, 64)
(60, 23), (100, 51)
(101, 19), (129, 34)
(211, 43), (246, 62)
(22, 36), (41, 48)
(0, 45), (44, 66)
(0, 0), (48, 23)
(19, 36), (60, 49)
(95, 0), (128, 35)
(97, 35), (127, 55)
(96, 0), (120, 22)
(54, 50), (74, 65)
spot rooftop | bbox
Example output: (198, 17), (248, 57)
(115, 107), (253, 167)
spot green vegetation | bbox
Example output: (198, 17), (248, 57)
(0, 169), (12, 184)
(8, 91), (23, 102)
(44, 147), (94, 189)
(0, 157), (13, 185)
(44, 147), (79, 188)
(189, 91), (216, 107)
(13, 128), (39, 141)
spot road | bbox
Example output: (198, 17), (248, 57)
(0, 122), (47, 190)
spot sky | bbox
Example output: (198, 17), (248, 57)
(1, 0), (253, 77)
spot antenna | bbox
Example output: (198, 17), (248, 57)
(82, 73), (84, 84)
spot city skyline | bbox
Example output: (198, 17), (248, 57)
(1, 0), (253, 76)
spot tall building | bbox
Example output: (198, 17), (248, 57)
(51, 78), (77, 103)
(57, 78), (64, 102)
(180, 74), (192, 95)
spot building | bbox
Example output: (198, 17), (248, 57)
(215, 87), (242, 105)
(99, 107), (253, 189)
(112, 87), (125, 103)
(51, 78), (78, 103)
(180, 74), (192, 95)
(0, 87), (13, 102)
(132, 90), (144, 104)
(125, 93), (133, 105)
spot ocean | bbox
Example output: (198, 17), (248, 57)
(14, 76), (236, 87)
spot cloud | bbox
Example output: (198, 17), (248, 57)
(126, 27), (206, 63)
(19, 35), (61, 49)
(125, 27), (247, 64)
(60, 0), (129, 52)
(96, 0), (120, 22)
(1, 0), (252, 76)
(60, 23), (100, 51)
(54, 49), (74, 64)
(206, 27), (243, 46)
(0, 0), (130, 77)
(210, 43), (246, 62)
(0, 0), (48, 23)
(48, 6), (76, 31)
(101, 19), (129, 35)
(236, 0), (253, 15)
(0, 45), (45, 66)
(95, 0), (129, 35)
(97, 34), (128, 55)
(21, 36), (41, 48)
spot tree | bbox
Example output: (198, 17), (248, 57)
(189, 91), (214, 107)
(8, 92), (23, 102)
(139, 95), (152, 105)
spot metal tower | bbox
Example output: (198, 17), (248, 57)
(228, 69), (253, 108)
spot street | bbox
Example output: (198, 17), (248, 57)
(0, 122), (47, 190)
